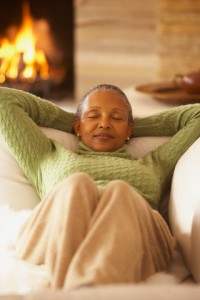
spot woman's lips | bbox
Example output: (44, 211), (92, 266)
(94, 133), (113, 140)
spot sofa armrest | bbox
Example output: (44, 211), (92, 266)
(191, 202), (200, 282)
(0, 128), (78, 211)
(169, 138), (200, 274)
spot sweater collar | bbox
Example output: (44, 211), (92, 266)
(76, 142), (129, 157)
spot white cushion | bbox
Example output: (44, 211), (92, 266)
(0, 129), (79, 211)
(169, 137), (200, 272)
(0, 129), (169, 211)
(191, 202), (200, 283)
(41, 127), (79, 152)
(0, 135), (40, 210)
(126, 136), (170, 158)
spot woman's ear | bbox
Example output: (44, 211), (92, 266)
(128, 123), (134, 138)
(73, 117), (81, 136)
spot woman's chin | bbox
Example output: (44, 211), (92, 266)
(87, 143), (120, 152)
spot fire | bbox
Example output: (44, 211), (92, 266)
(0, 1), (49, 84)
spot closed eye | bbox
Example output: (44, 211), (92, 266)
(87, 114), (99, 119)
(111, 114), (124, 121)
(112, 116), (122, 120)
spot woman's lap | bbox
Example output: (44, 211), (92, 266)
(15, 173), (175, 289)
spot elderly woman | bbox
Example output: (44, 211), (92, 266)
(0, 84), (200, 289)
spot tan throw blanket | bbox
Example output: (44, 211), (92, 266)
(0, 206), (191, 294)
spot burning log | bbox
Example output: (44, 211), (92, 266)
(0, 0), (74, 100)
(0, 1), (50, 97)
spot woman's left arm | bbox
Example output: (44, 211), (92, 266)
(133, 103), (200, 138)
(137, 104), (200, 199)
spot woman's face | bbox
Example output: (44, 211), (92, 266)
(73, 89), (133, 152)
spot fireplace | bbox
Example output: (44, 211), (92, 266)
(0, 0), (74, 100)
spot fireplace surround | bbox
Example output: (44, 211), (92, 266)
(0, 0), (74, 100)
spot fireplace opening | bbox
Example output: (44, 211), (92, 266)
(0, 0), (74, 100)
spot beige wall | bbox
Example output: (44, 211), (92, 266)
(75, 0), (200, 100)
(157, 0), (200, 79)
(75, 0), (157, 99)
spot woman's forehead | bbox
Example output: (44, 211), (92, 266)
(84, 89), (129, 111)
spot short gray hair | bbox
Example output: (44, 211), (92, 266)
(75, 84), (134, 124)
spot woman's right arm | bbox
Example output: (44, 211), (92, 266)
(0, 87), (75, 183)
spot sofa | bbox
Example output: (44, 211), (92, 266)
(0, 87), (200, 299)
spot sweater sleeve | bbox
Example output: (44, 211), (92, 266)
(133, 103), (200, 137)
(0, 87), (75, 188)
(137, 104), (200, 199)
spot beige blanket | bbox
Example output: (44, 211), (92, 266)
(0, 206), (192, 295)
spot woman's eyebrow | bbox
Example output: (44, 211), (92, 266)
(87, 106), (100, 110)
(88, 107), (126, 112)
(84, 107), (127, 114)
(83, 108), (100, 116)
(84, 107), (100, 113)
(111, 108), (127, 114)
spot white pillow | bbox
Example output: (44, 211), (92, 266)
(41, 127), (79, 152)
(126, 136), (170, 158)
(169, 137), (200, 271)
(0, 129), (79, 211)
(0, 135), (40, 211)
(0, 129), (169, 211)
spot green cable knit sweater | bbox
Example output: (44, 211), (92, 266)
(1, 87), (200, 209)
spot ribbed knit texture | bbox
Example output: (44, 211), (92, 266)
(1, 87), (200, 209)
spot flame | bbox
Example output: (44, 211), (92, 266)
(0, 1), (49, 84)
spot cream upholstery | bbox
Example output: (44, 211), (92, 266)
(0, 128), (79, 210)
(1, 127), (200, 299)
(169, 138), (200, 281)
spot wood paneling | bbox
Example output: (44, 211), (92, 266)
(75, 0), (157, 99)
(157, 0), (200, 79)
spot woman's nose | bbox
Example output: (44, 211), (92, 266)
(98, 118), (110, 129)
(98, 124), (110, 129)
